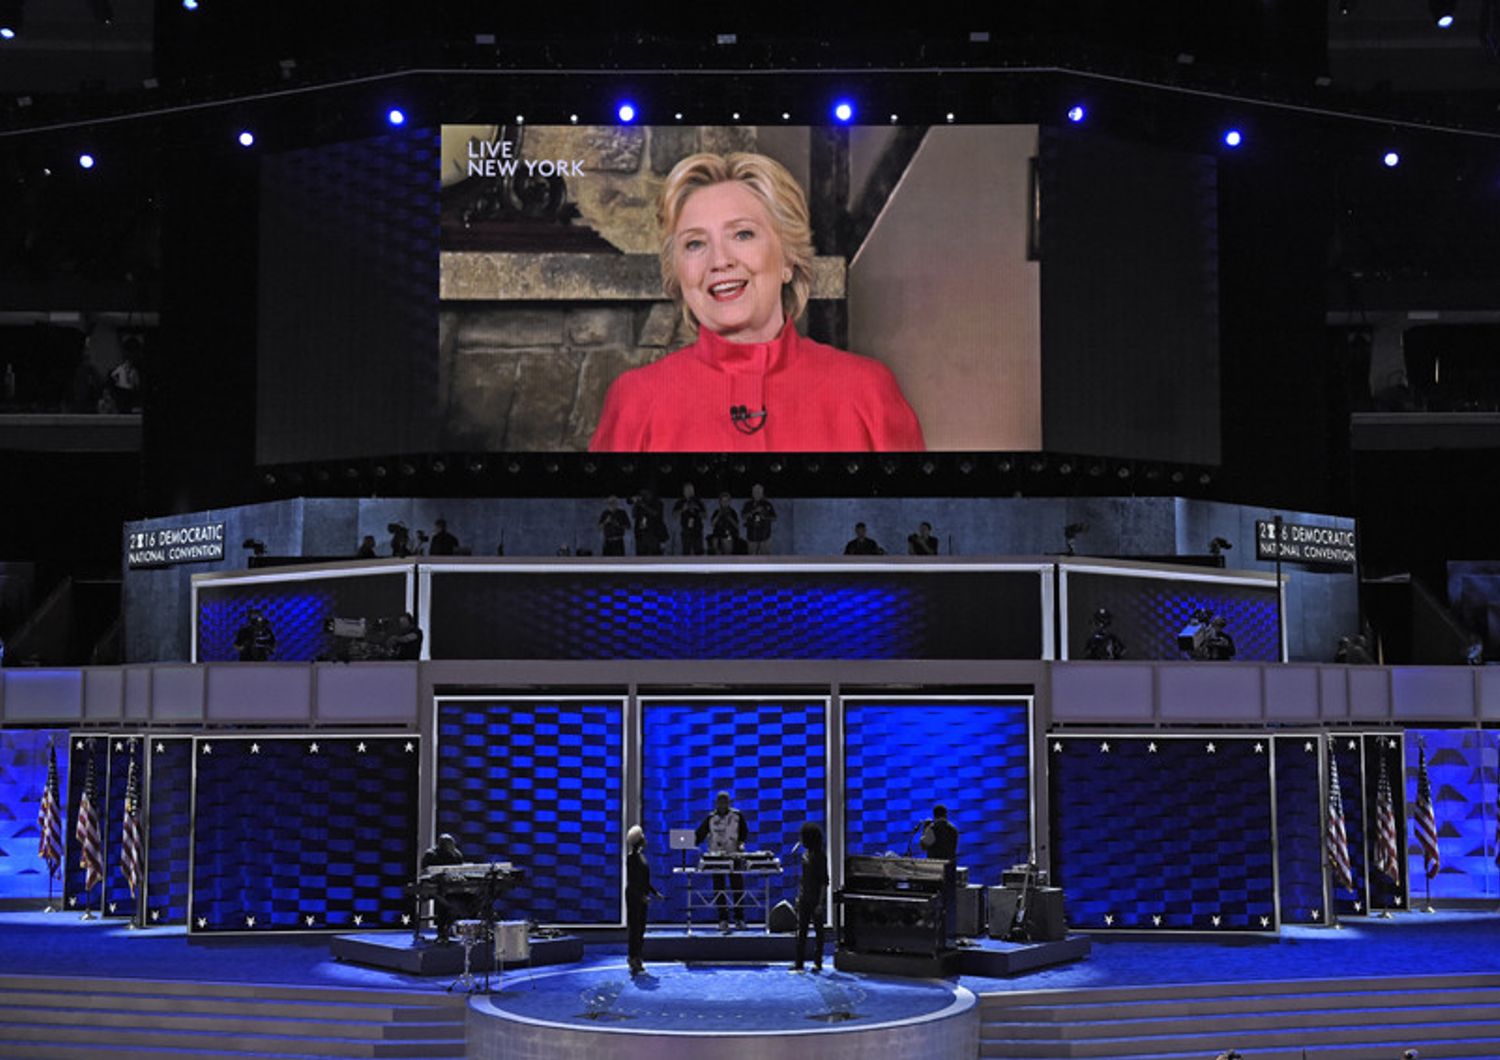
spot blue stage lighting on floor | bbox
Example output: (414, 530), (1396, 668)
(1383, 151), (1400, 168)
(237, 130), (255, 148)
(1224, 129), (1243, 148)
(78, 153), (95, 169)
(1066, 105), (1086, 123)
(617, 101), (636, 123)
(833, 100), (854, 123)
(386, 108), (405, 127)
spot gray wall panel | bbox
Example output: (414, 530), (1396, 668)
(1157, 664), (1263, 721)
(1263, 665), (1321, 721)
(0, 669), (83, 722)
(82, 668), (124, 721)
(1050, 663), (1155, 721)
(1319, 668), (1349, 719)
(315, 662), (420, 722)
(150, 666), (206, 722)
(1348, 667), (1393, 720)
(204, 664), (314, 722)
(1392, 667), (1477, 721)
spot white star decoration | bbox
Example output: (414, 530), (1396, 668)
(114, 741), (123, 752)
(1151, 915), (1162, 926)
(306, 915), (316, 927)
(1260, 916), (1270, 928)
(401, 914), (411, 926)
(108, 903), (117, 914)
(1212, 915), (1222, 927)
(246, 915), (256, 927)
(1395, 896), (1403, 906)
(1305, 741), (1314, 753)
(1100, 741), (1111, 753)
(1206, 742), (1217, 754)
(69, 896), (78, 908)
(1148, 742), (1158, 753)
(404, 741), (415, 753)
(197, 917), (207, 929)
(354, 914), (364, 926)
(1311, 909), (1321, 920)
(150, 910), (160, 922)
(1348, 739), (1357, 750)
(75, 740), (84, 750)
(201, 743), (212, 755)
(1354, 901), (1362, 912)
(1053, 741), (1063, 752)
(1254, 743), (1264, 754)
(309, 742), (319, 754)
(1104, 914), (1115, 925)
(155, 742), (165, 753)
(250, 743), (260, 754)
(357, 742), (367, 753)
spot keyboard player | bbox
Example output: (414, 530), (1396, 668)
(419, 833), (481, 942)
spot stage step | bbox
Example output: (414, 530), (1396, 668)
(0, 976), (465, 1060)
(977, 975), (1500, 1059)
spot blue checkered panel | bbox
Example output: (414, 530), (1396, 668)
(0, 728), (69, 900)
(844, 700), (1030, 887)
(104, 738), (142, 921)
(190, 736), (419, 933)
(1274, 735), (1326, 924)
(641, 700), (827, 921)
(1406, 729), (1496, 900)
(146, 738), (193, 926)
(1331, 735), (1370, 916)
(196, 572), (409, 662)
(64, 734), (109, 912)
(435, 699), (624, 924)
(1050, 734), (1277, 931)
(427, 570), (1043, 660)
(1066, 571), (1281, 662)
(1364, 735), (1408, 912)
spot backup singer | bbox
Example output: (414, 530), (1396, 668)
(792, 822), (828, 974)
(589, 152), (924, 452)
(695, 790), (750, 932)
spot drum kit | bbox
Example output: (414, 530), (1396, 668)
(448, 918), (532, 993)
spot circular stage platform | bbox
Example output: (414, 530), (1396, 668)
(468, 963), (978, 1059)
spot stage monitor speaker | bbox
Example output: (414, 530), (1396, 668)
(955, 884), (986, 938)
(768, 900), (797, 934)
(988, 885), (1067, 941)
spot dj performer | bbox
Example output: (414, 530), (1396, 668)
(695, 790), (751, 932)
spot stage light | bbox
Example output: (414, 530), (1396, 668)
(945, 112), (955, 123)
(732, 112), (740, 121)
(569, 114), (578, 123)
(1223, 129), (1243, 148)
(237, 130), (255, 148)
(1066, 105), (1086, 123)
(0, 27), (14, 39)
(1383, 151), (1400, 167)
(1429, 1), (1455, 27)
(1437, 13), (1454, 26)
(617, 101), (637, 123)
(78, 153), (95, 169)
(889, 114), (899, 123)
(832, 100), (854, 123)
(386, 108), (406, 127)
(781, 112), (790, 121)
(181, 0), (197, 9)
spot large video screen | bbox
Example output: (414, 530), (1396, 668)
(439, 123), (1044, 454)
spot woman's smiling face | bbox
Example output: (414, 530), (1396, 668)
(672, 180), (790, 344)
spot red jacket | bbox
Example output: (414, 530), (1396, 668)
(589, 322), (926, 452)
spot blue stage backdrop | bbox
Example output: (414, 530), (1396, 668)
(1064, 570), (1281, 661)
(1405, 728), (1498, 900)
(435, 698), (624, 925)
(641, 699), (828, 922)
(195, 570), (409, 662)
(190, 735), (418, 933)
(0, 728), (69, 900)
(843, 699), (1030, 888)
(64, 734), (111, 913)
(1273, 735), (1328, 925)
(1364, 734), (1408, 912)
(426, 569), (1045, 660)
(103, 737), (143, 921)
(1050, 733), (1277, 931)
(145, 737), (193, 925)
(1330, 734), (1371, 917)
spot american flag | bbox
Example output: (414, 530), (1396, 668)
(38, 741), (63, 880)
(1414, 741), (1441, 879)
(1326, 737), (1355, 892)
(75, 745), (104, 893)
(121, 747), (142, 898)
(1374, 743), (1401, 886)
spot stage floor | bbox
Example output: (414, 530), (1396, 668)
(1, 909), (1498, 994)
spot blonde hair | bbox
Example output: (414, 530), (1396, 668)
(626, 825), (645, 848)
(658, 151), (815, 332)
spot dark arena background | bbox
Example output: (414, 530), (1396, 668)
(4, 3), (1500, 1058)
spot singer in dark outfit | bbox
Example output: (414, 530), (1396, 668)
(625, 825), (661, 975)
(792, 822), (828, 973)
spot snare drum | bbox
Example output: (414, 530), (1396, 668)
(494, 920), (530, 962)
